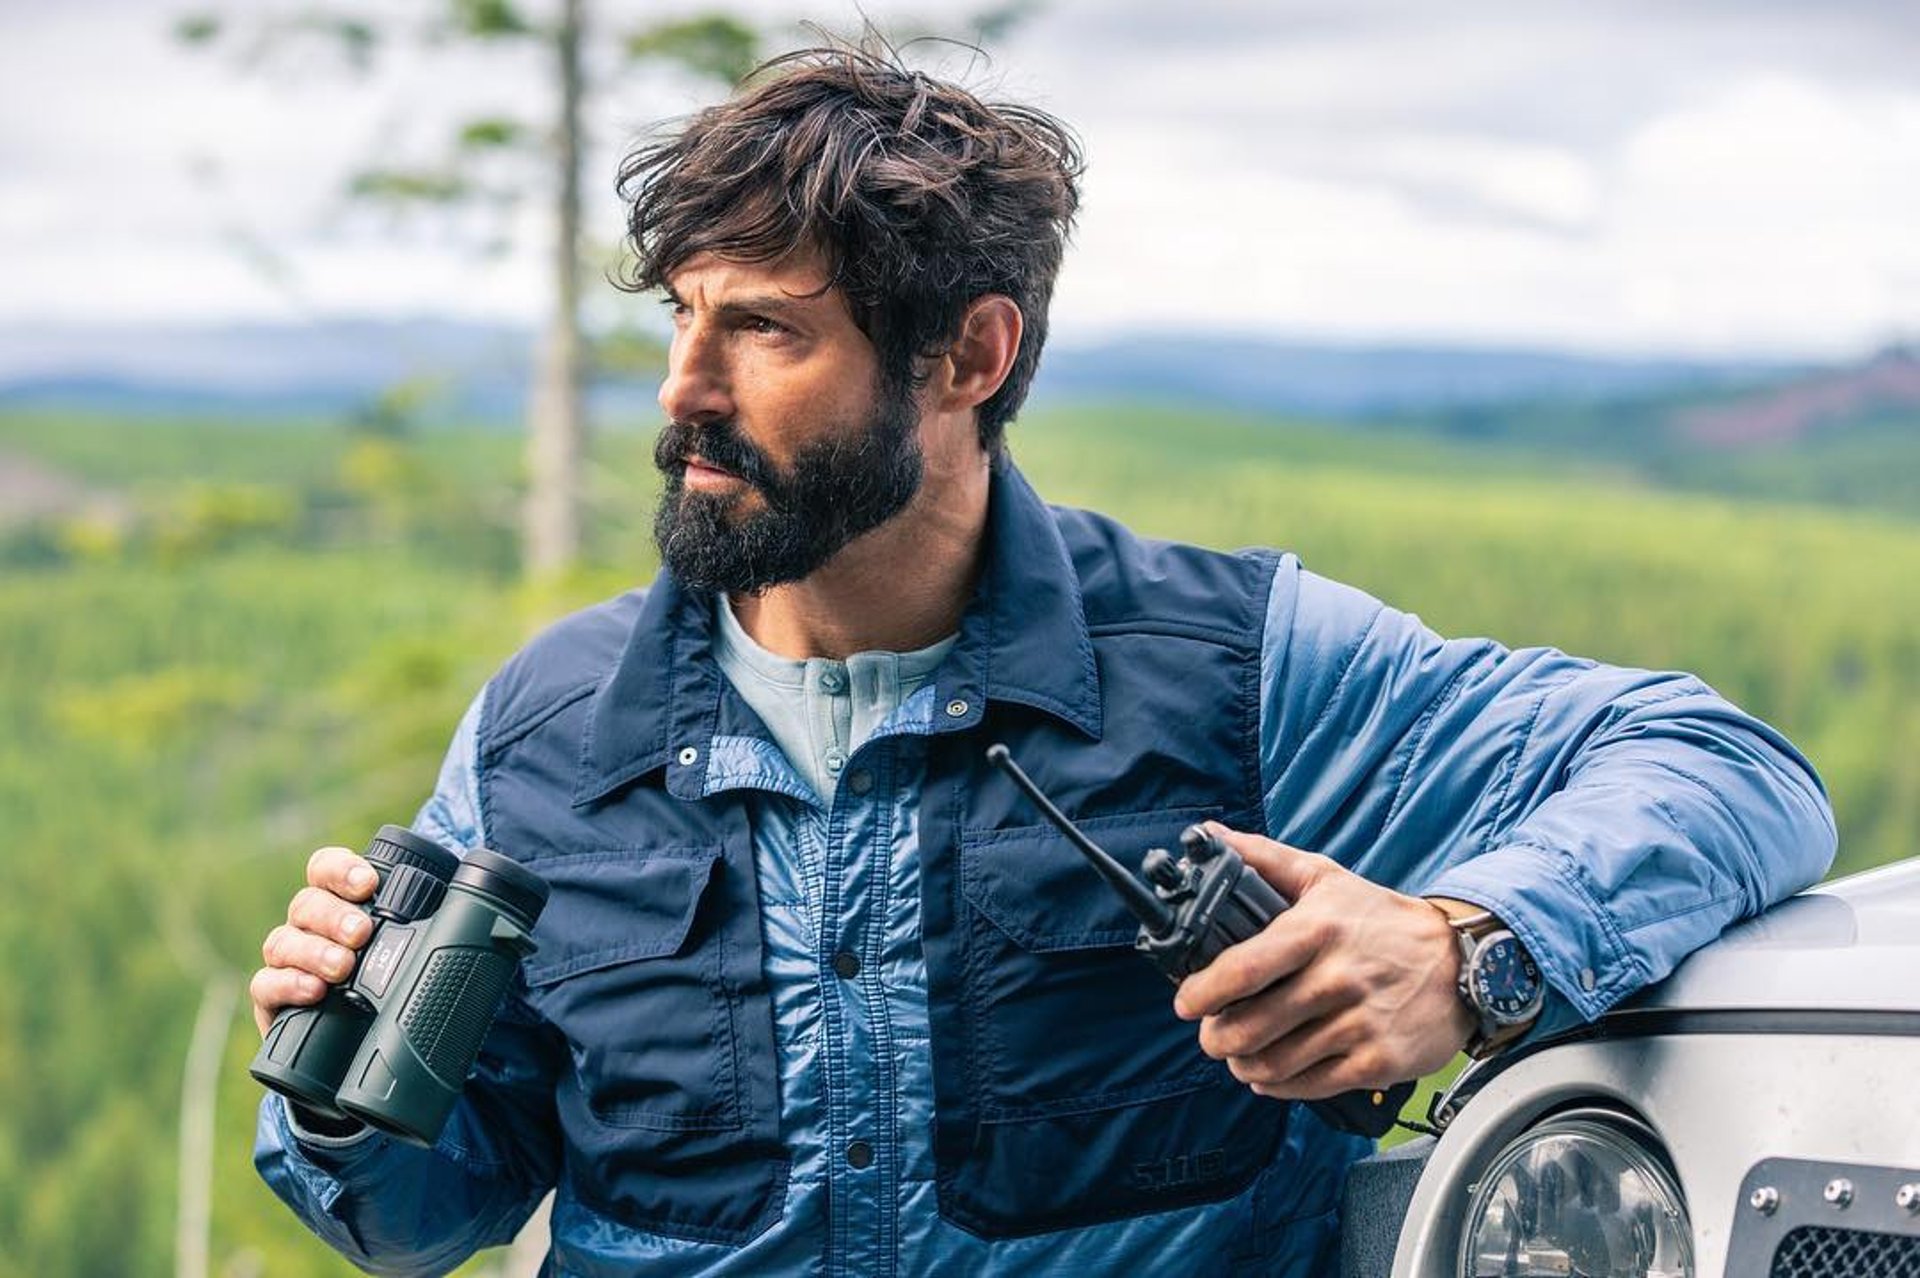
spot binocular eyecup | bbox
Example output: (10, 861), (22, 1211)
(364, 825), (460, 922)
(449, 846), (547, 933)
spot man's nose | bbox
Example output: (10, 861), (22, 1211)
(658, 326), (732, 423)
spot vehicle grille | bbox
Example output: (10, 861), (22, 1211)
(1771, 1225), (1920, 1278)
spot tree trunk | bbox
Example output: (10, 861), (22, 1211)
(524, 0), (586, 578)
(175, 973), (238, 1278)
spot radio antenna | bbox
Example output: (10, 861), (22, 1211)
(986, 744), (1177, 936)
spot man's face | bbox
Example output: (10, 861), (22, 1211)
(652, 251), (924, 594)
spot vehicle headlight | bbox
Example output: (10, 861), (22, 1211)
(1459, 1112), (1693, 1278)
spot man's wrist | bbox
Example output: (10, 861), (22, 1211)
(1425, 896), (1545, 1059)
(282, 1096), (376, 1148)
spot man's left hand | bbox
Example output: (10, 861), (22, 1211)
(1171, 824), (1475, 1100)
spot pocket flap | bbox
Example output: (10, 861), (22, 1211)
(961, 808), (1216, 952)
(523, 846), (723, 986)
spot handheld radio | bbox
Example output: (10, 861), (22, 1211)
(986, 744), (1414, 1139)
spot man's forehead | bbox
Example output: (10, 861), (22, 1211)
(665, 250), (838, 306)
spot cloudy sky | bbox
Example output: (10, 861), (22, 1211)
(3, 0), (1919, 357)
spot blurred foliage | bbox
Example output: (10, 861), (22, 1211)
(173, 12), (221, 44)
(348, 167), (472, 205)
(349, 373), (451, 439)
(625, 14), (759, 84)
(52, 667), (253, 758)
(451, 0), (533, 39)
(173, 0), (767, 359)
(0, 403), (1912, 1273)
(458, 116), (526, 150)
(590, 322), (670, 379)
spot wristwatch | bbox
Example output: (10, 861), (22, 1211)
(1434, 901), (1546, 1060)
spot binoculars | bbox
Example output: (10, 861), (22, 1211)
(249, 825), (549, 1146)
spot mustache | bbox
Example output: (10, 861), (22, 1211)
(654, 418), (780, 496)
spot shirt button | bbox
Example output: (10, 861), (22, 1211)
(846, 1139), (874, 1169)
(847, 768), (874, 795)
(832, 951), (861, 980)
(824, 748), (847, 774)
(820, 669), (845, 693)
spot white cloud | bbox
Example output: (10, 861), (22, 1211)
(3, 1), (1919, 356)
(1594, 76), (1920, 354)
(1054, 125), (1612, 349)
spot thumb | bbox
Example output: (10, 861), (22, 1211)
(1201, 823), (1332, 902)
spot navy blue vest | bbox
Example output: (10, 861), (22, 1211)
(476, 461), (1289, 1243)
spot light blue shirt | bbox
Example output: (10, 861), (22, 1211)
(709, 595), (954, 806)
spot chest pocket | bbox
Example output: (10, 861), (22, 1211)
(946, 808), (1288, 1237)
(521, 844), (786, 1245)
(524, 847), (740, 1131)
(961, 809), (1220, 1108)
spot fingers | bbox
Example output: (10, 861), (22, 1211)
(1211, 1006), (1403, 1102)
(250, 965), (328, 1036)
(250, 846), (378, 1038)
(1196, 970), (1360, 1060)
(307, 846), (378, 901)
(1204, 823), (1333, 901)
(1171, 833), (1479, 1100)
(262, 923), (361, 983)
(287, 885), (374, 949)
(1173, 826), (1348, 1020)
(1236, 1021), (1388, 1102)
(1174, 910), (1330, 1019)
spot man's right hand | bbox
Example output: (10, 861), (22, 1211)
(249, 847), (381, 1037)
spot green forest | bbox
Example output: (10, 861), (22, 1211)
(1, 404), (1914, 1276)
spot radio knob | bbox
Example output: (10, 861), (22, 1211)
(1142, 848), (1185, 890)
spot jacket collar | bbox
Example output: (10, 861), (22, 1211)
(573, 455), (1102, 808)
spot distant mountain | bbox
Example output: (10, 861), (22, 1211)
(1390, 343), (1920, 517)
(1676, 345), (1920, 447)
(1031, 334), (1801, 419)
(0, 375), (395, 421)
(0, 319), (536, 421)
(0, 318), (1804, 423)
(2, 318), (1909, 517)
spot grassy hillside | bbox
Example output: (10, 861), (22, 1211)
(1401, 391), (1920, 518)
(0, 405), (1913, 1275)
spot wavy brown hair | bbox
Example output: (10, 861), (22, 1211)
(615, 44), (1084, 450)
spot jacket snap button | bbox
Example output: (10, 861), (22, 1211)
(832, 951), (861, 980)
(846, 1140), (874, 1169)
(677, 746), (699, 766)
(945, 699), (969, 718)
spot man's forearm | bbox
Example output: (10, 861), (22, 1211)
(1422, 674), (1836, 1034)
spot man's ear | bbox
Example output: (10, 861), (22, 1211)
(932, 295), (1023, 412)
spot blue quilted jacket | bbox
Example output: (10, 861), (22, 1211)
(257, 459), (1835, 1276)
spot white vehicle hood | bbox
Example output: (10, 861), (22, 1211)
(1627, 856), (1920, 1015)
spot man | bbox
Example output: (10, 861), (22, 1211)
(253, 46), (1835, 1276)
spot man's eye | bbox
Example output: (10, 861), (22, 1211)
(744, 314), (787, 336)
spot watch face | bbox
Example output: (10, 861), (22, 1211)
(1471, 934), (1543, 1023)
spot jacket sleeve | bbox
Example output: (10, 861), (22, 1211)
(253, 688), (563, 1276)
(1256, 556), (1837, 1038)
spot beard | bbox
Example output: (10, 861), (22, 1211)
(651, 379), (925, 595)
